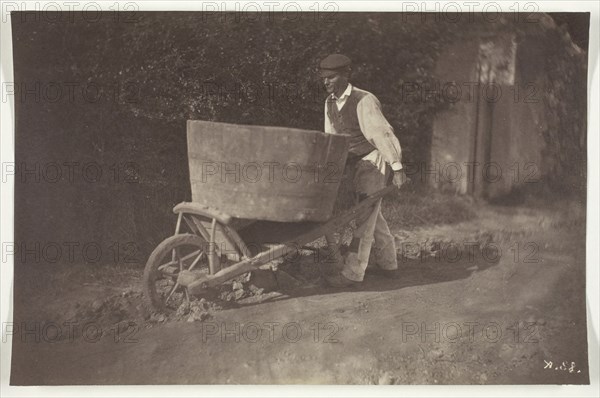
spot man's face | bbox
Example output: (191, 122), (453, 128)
(322, 72), (349, 96)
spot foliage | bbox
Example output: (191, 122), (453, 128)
(12, 12), (586, 264)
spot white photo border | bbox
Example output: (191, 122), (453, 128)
(0, 1), (598, 396)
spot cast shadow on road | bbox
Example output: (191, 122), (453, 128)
(234, 249), (501, 308)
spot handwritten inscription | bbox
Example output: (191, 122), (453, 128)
(544, 360), (581, 373)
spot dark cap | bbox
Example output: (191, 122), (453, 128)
(319, 54), (351, 77)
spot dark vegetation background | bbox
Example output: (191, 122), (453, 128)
(12, 12), (588, 265)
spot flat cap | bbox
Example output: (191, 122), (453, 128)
(319, 54), (351, 77)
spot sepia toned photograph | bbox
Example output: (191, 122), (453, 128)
(0, 1), (597, 392)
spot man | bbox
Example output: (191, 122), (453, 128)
(319, 53), (408, 287)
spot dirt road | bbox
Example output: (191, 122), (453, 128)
(10, 199), (589, 384)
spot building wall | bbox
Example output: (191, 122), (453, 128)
(430, 32), (548, 199)
(429, 38), (480, 194)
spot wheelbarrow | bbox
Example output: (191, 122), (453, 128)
(142, 120), (398, 312)
(142, 185), (396, 312)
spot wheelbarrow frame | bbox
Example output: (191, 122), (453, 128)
(143, 185), (397, 311)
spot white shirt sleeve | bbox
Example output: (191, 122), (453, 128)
(356, 94), (403, 169)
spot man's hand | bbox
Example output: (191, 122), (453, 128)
(392, 169), (410, 189)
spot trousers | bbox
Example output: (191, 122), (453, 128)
(339, 152), (399, 282)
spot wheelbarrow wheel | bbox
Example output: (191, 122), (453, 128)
(143, 233), (210, 313)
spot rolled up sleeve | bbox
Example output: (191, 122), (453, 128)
(356, 94), (402, 168)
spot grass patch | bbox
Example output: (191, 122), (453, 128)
(382, 186), (477, 230)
